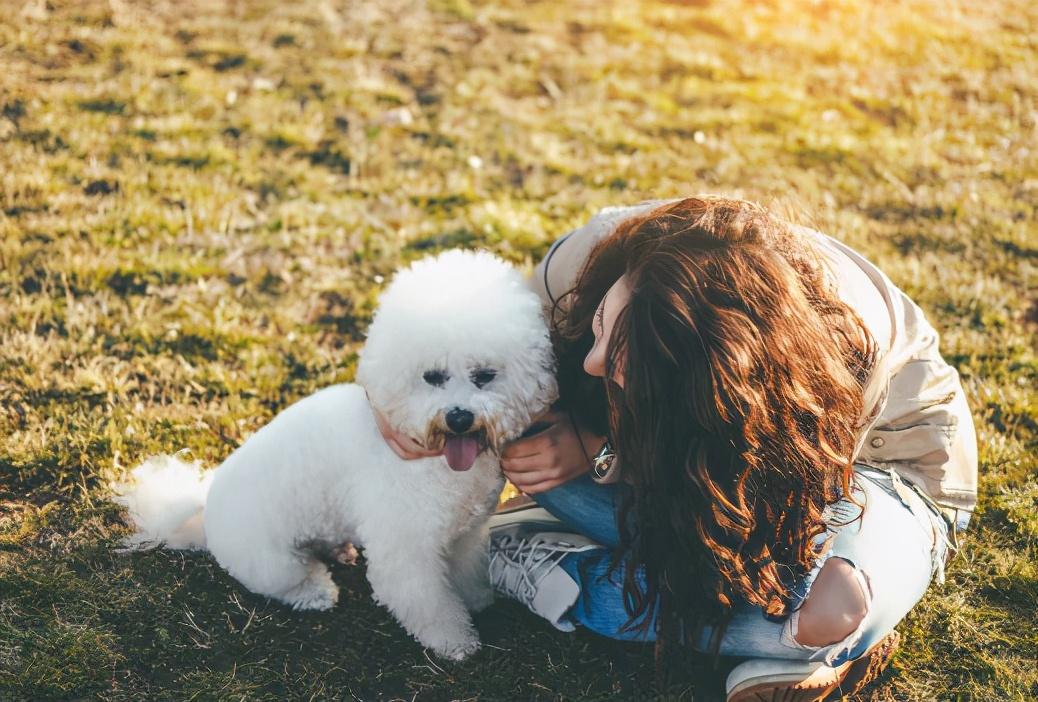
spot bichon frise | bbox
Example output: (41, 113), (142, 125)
(113, 250), (557, 660)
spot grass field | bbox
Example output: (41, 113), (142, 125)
(1, 0), (1036, 699)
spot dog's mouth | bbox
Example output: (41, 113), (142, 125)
(440, 430), (488, 472)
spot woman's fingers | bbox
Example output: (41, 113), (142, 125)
(501, 410), (599, 493)
(508, 471), (559, 492)
(384, 437), (410, 460)
(539, 409), (568, 424)
(501, 453), (554, 474)
(409, 444), (442, 458)
(501, 433), (554, 460)
(386, 435), (441, 460)
(502, 409), (570, 457)
(372, 404), (442, 460)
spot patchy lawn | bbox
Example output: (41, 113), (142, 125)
(1, 0), (1035, 699)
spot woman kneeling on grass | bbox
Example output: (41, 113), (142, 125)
(487, 197), (978, 701)
(382, 197), (977, 699)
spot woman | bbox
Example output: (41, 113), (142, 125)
(487, 197), (977, 701)
(377, 194), (975, 697)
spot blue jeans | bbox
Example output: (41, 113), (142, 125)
(533, 467), (953, 665)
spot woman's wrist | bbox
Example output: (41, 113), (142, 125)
(573, 422), (607, 464)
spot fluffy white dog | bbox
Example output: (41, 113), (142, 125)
(113, 250), (557, 660)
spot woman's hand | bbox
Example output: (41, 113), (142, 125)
(371, 404), (442, 460)
(501, 410), (606, 494)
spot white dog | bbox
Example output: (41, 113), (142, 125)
(113, 250), (557, 660)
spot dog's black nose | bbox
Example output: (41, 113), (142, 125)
(445, 408), (474, 433)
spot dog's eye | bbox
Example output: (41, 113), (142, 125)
(423, 370), (449, 387)
(471, 369), (496, 388)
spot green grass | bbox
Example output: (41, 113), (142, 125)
(1, 0), (1036, 699)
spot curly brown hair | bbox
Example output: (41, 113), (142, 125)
(551, 197), (876, 652)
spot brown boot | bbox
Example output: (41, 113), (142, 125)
(725, 631), (901, 702)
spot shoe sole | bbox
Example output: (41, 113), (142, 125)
(487, 505), (564, 531)
(727, 670), (838, 702)
(727, 631), (900, 702)
(821, 630), (900, 701)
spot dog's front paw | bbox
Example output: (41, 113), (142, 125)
(419, 624), (481, 661)
(283, 569), (340, 611)
(437, 635), (481, 661)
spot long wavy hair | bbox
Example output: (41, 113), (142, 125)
(552, 197), (876, 654)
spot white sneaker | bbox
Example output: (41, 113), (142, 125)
(725, 659), (834, 702)
(488, 522), (600, 632)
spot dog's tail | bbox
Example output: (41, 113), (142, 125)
(112, 453), (213, 552)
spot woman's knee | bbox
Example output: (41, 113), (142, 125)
(793, 557), (870, 648)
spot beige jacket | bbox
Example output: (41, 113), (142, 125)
(530, 203), (978, 520)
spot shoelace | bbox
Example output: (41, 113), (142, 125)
(488, 534), (585, 605)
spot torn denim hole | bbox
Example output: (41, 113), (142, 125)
(779, 558), (874, 667)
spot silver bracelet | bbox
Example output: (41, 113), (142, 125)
(591, 439), (616, 480)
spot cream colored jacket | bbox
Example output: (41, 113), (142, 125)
(530, 203), (978, 519)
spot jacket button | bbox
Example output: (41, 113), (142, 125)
(870, 437), (885, 448)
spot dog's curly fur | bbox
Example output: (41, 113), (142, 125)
(113, 250), (557, 660)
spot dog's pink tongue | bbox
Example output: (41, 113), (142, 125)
(443, 436), (479, 471)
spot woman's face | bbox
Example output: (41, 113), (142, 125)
(583, 274), (632, 387)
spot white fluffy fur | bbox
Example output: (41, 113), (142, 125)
(113, 250), (557, 660)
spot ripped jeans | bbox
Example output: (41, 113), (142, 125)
(534, 465), (954, 666)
